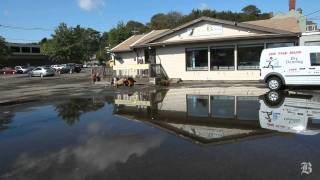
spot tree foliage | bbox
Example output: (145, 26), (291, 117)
(55, 98), (105, 125)
(242, 5), (261, 16)
(0, 36), (9, 64)
(149, 11), (183, 29)
(41, 23), (100, 63)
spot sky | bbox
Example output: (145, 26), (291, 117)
(0, 0), (319, 43)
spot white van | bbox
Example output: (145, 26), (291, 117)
(260, 46), (320, 90)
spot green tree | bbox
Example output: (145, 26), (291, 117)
(242, 5), (261, 16)
(41, 23), (101, 63)
(0, 36), (9, 64)
(126, 20), (149, 34)
(108, 22), (131, 47)
(149, 11), (183, 29)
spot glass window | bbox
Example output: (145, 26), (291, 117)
(267, 42), (294, 49)
(21, 47), (31, 53)
(187, 95), (209, 117)
(310, 53), (320, 66)
(305, 41), (320, 46)
(238, 44), (264, 70)
(31, 47), (40, 53)
(186, 48), (208, 71)
(210, 46), (234, 71)
(237, 96), (259, 121)
(10, 46), (20, 53)
(211, 96), (235, 119)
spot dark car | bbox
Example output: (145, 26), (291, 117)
(66, 63), (81, 73)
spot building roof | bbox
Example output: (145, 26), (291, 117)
(111, 16), (300, 52)
(110, 34), (145, 52)
(110, 30), (169, 52)
(244, 17), (301, 33)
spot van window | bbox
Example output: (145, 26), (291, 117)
(310, 53), (320, 66)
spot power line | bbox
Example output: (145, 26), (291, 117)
(0, 24), (54, 31)
(306, 9), (320, 17)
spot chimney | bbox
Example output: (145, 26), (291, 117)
(289, 0), (296, 11)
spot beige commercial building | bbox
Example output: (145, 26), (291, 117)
(111, 17), (301, 81)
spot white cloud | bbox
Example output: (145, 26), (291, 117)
(199, 3), (209, 10)
(76, 0), (105, 11)
(1, 121), (164, 180)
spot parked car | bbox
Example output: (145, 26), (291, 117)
(29, 67), (55, 77)
(66, 63), (81, 73)
(260, 46), (320, 90)
(51, 65), (64, 71)
(15, 66), (34, 74)
(83, 63), (99, 68)
(58, 66), (71, 74)
(0, 67), (16, 74)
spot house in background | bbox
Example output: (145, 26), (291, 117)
(272, 0), (320, 46)
(111, 16), (300, 81)
(5, 43), (50, 66)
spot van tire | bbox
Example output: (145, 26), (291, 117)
(267, 76), (283, 90)
(263, 91), (285, 108)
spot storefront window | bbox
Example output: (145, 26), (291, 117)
(237, 44), (264, 70)
(267, 42), (294, 48)
(305, 41), (320, 46)
(187, 95), (209, 117)
(237, 96), (259, 120)
(211, 96), (235, 119)
(186, 48), (208, 71)
(210, 46), (234, 71)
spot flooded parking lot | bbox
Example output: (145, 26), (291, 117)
(1, 87), (320, 180)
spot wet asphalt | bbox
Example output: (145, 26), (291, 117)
(1, 73), (320, 179)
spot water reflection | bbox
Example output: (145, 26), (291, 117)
(0, 111), (14, 131)
(259, 91), (320, 135)
(55, 97), (105, 125)
(2, 121), (163, 180)
(114, 89), (269, 145)
(114, 88), (320, 145)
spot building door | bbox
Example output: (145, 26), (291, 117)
(145, 49), (156, 64)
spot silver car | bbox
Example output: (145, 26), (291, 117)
(29, 67), (55, 77)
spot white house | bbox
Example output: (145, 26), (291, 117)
(111, 16), (300, 81)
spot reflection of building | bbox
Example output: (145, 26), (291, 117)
(259, 92), (320, 135)
(5, 43), (50, 66)
(114, 88), (273, 145)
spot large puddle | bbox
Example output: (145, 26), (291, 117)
(1, 88), (320, 179)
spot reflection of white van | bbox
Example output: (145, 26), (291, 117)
(259, 91), (320, 135)
(260, 46), (320, 90)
